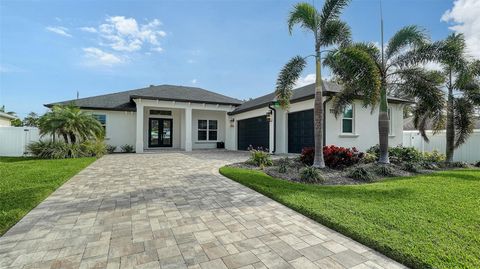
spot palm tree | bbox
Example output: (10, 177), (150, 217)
(407, 34), (480, 162)
(323, 25), (444, 164)
(23, 112), (40, 127)
(38, 104), (104, 143)
(275, 0), (351, 168)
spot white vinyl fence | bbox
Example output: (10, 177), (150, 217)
(0, 127), (41, 156)
(403, 130), (480, 163)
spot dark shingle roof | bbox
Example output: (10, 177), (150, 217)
(229, 81), (412, 115)
(404, 117), (480, 131)
(45, 84), (243, 111)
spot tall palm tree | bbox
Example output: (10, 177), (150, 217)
(38, 104), (104, 143)
(323, 25), (444, 163)
(275, 0), (351, 168)
(406, 34), (480, 162)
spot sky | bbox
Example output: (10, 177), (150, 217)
(0, 0), (478, 118)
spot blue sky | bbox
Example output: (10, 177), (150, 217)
(0, 0), (476, 118)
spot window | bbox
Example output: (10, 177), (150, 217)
(342, 104), (354, 133)
(93, 114), (106, 133)
(388, 108), (393, 135)
(150, 110), (172, 116)
(198, 119), (218, 141)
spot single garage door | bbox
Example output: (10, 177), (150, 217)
(237, 116), (269, 150)
(288, 109), (314, 153)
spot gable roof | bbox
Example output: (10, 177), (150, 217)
(229, 81), (413, 115)
(0, 111), (17, 120)
(404, 117), (480, 131)
(45, 84), (243, 111)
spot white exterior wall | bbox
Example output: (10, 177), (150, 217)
(192, 110), (226, 149)
(0, 118), (12, 126)
(83, 110), (136, 151)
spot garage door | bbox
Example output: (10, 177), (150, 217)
(288, 109), (314, 153)
(237, 116), (269, 151)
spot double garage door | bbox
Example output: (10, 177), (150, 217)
(237, 111), (315, 153)
(237, 116), (269, 150)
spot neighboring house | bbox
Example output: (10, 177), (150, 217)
(46, 83), (411, 153)
(0, 112), (17, 126)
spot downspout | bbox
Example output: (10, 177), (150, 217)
(268, 103), (276, 154)
(323, 96), (333, 146)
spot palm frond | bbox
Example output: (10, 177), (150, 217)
(393, 41), (443, 68)
(453, 97), (475, 148)
(323, 46), (381, 115)
(386, 25), (428, 60)
(319, 0), (350, 28)
(275, 56), (307, 109)
(288, 2), (319, 34)
(318, 19), (351, 47)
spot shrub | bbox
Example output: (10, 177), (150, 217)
(300, 147), (315, 166)
(404, 162), (419, 173)
(421, 162), (439, 170)
(362, 153), (377, 164)
(106, 145), (117, 154)
(348, 167), (375, 182)
(249, 149), (272, 168)
(300, 145), (364, 168)
(121, 144), (135, 153)
(367, 145), (422, 164)
(449, 161), (469, 168)
(81, 140), (107, 157)
(277, 157), (290, 173)
(475, 161), (480, 167)
(27, 140), (105, 159)
(423, 150), (446, 163)
(375, 165), (395, 177)
(300, 166), (324, 183)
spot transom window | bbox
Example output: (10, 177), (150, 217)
(342, 104), (354, 134)
(150, 110), (172, 116)
(198, 120), (218, 141)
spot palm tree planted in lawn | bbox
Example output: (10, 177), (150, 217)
(39, 104), (104, 144)
(324, 25), (445, 164)
(275, 0), (351, 168)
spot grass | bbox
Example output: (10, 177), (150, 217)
(0, 157), (96, 235)
(220, 166), (480, 269)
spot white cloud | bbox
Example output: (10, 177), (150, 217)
(295, 73), (316, 88)
(82, 47), (124, 66)
(191, 79), (197, 84)
(80, 27), (97, 33)
(46, 26), (72, 37)
(84, 16), (167, 52)
(442, 0), (480, 59)
(151, 47), (163, 52)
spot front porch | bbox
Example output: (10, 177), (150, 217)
(133, 98), (235, 152)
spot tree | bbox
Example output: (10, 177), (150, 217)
(38, 104), (104, 143)
(409, 34), (480, 162)
(275, 0), (351, 168)
(23, 112), (40, 127)
(323, 25), (444, 164)
(0, 105), (22, 126)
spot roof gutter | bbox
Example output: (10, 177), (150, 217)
(268, 103), (276, 154)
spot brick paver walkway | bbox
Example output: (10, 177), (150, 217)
(0, 151), (406, 269)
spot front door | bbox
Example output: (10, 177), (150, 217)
(149, 118), (173, 147)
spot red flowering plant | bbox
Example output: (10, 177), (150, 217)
(300, 145), (364, 168)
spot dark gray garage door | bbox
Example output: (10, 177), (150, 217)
(288, 109), (314, 153)
(237, 116), (269, 151)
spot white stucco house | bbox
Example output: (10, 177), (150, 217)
(46, 82), (411, 153)
(0, 111), (17, 126)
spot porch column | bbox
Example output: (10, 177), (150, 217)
(184, 107), (192, 151)
(135, 103), (144, 153)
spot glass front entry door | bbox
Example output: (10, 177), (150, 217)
(148, 118), (173, 147)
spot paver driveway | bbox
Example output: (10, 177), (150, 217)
(0, 151), (406, 269)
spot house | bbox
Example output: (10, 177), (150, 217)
(0, 112), (17, 126)
(46, 83), (411, 153)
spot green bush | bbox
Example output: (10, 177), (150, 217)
(404, 162), (420, 173)
(449, 161), (469, 168)
(475, 161), (480, 167)
(367, 145), (423, 164)
(362, 153), (377, 163)
(300, 166), (324, 183)
(421, 162), (439, 170)
(277, 157), (290, 173)
(375, 165), (395, 177)
(249, 150), (272, 168)
(422, 150), (446, 163)
(348, 167), (375, 182)
(121, 144), (135, 153)
(106, 145), (117, 154)
(27, 140), (105, 159)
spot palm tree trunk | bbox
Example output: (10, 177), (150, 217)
(378, 79), (390, 164)
(313, 50), (326, 168)
(446, 70), (455, 162)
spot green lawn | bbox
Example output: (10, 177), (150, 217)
(220, 166), (480, 269)
(0, 157), (96, 235)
